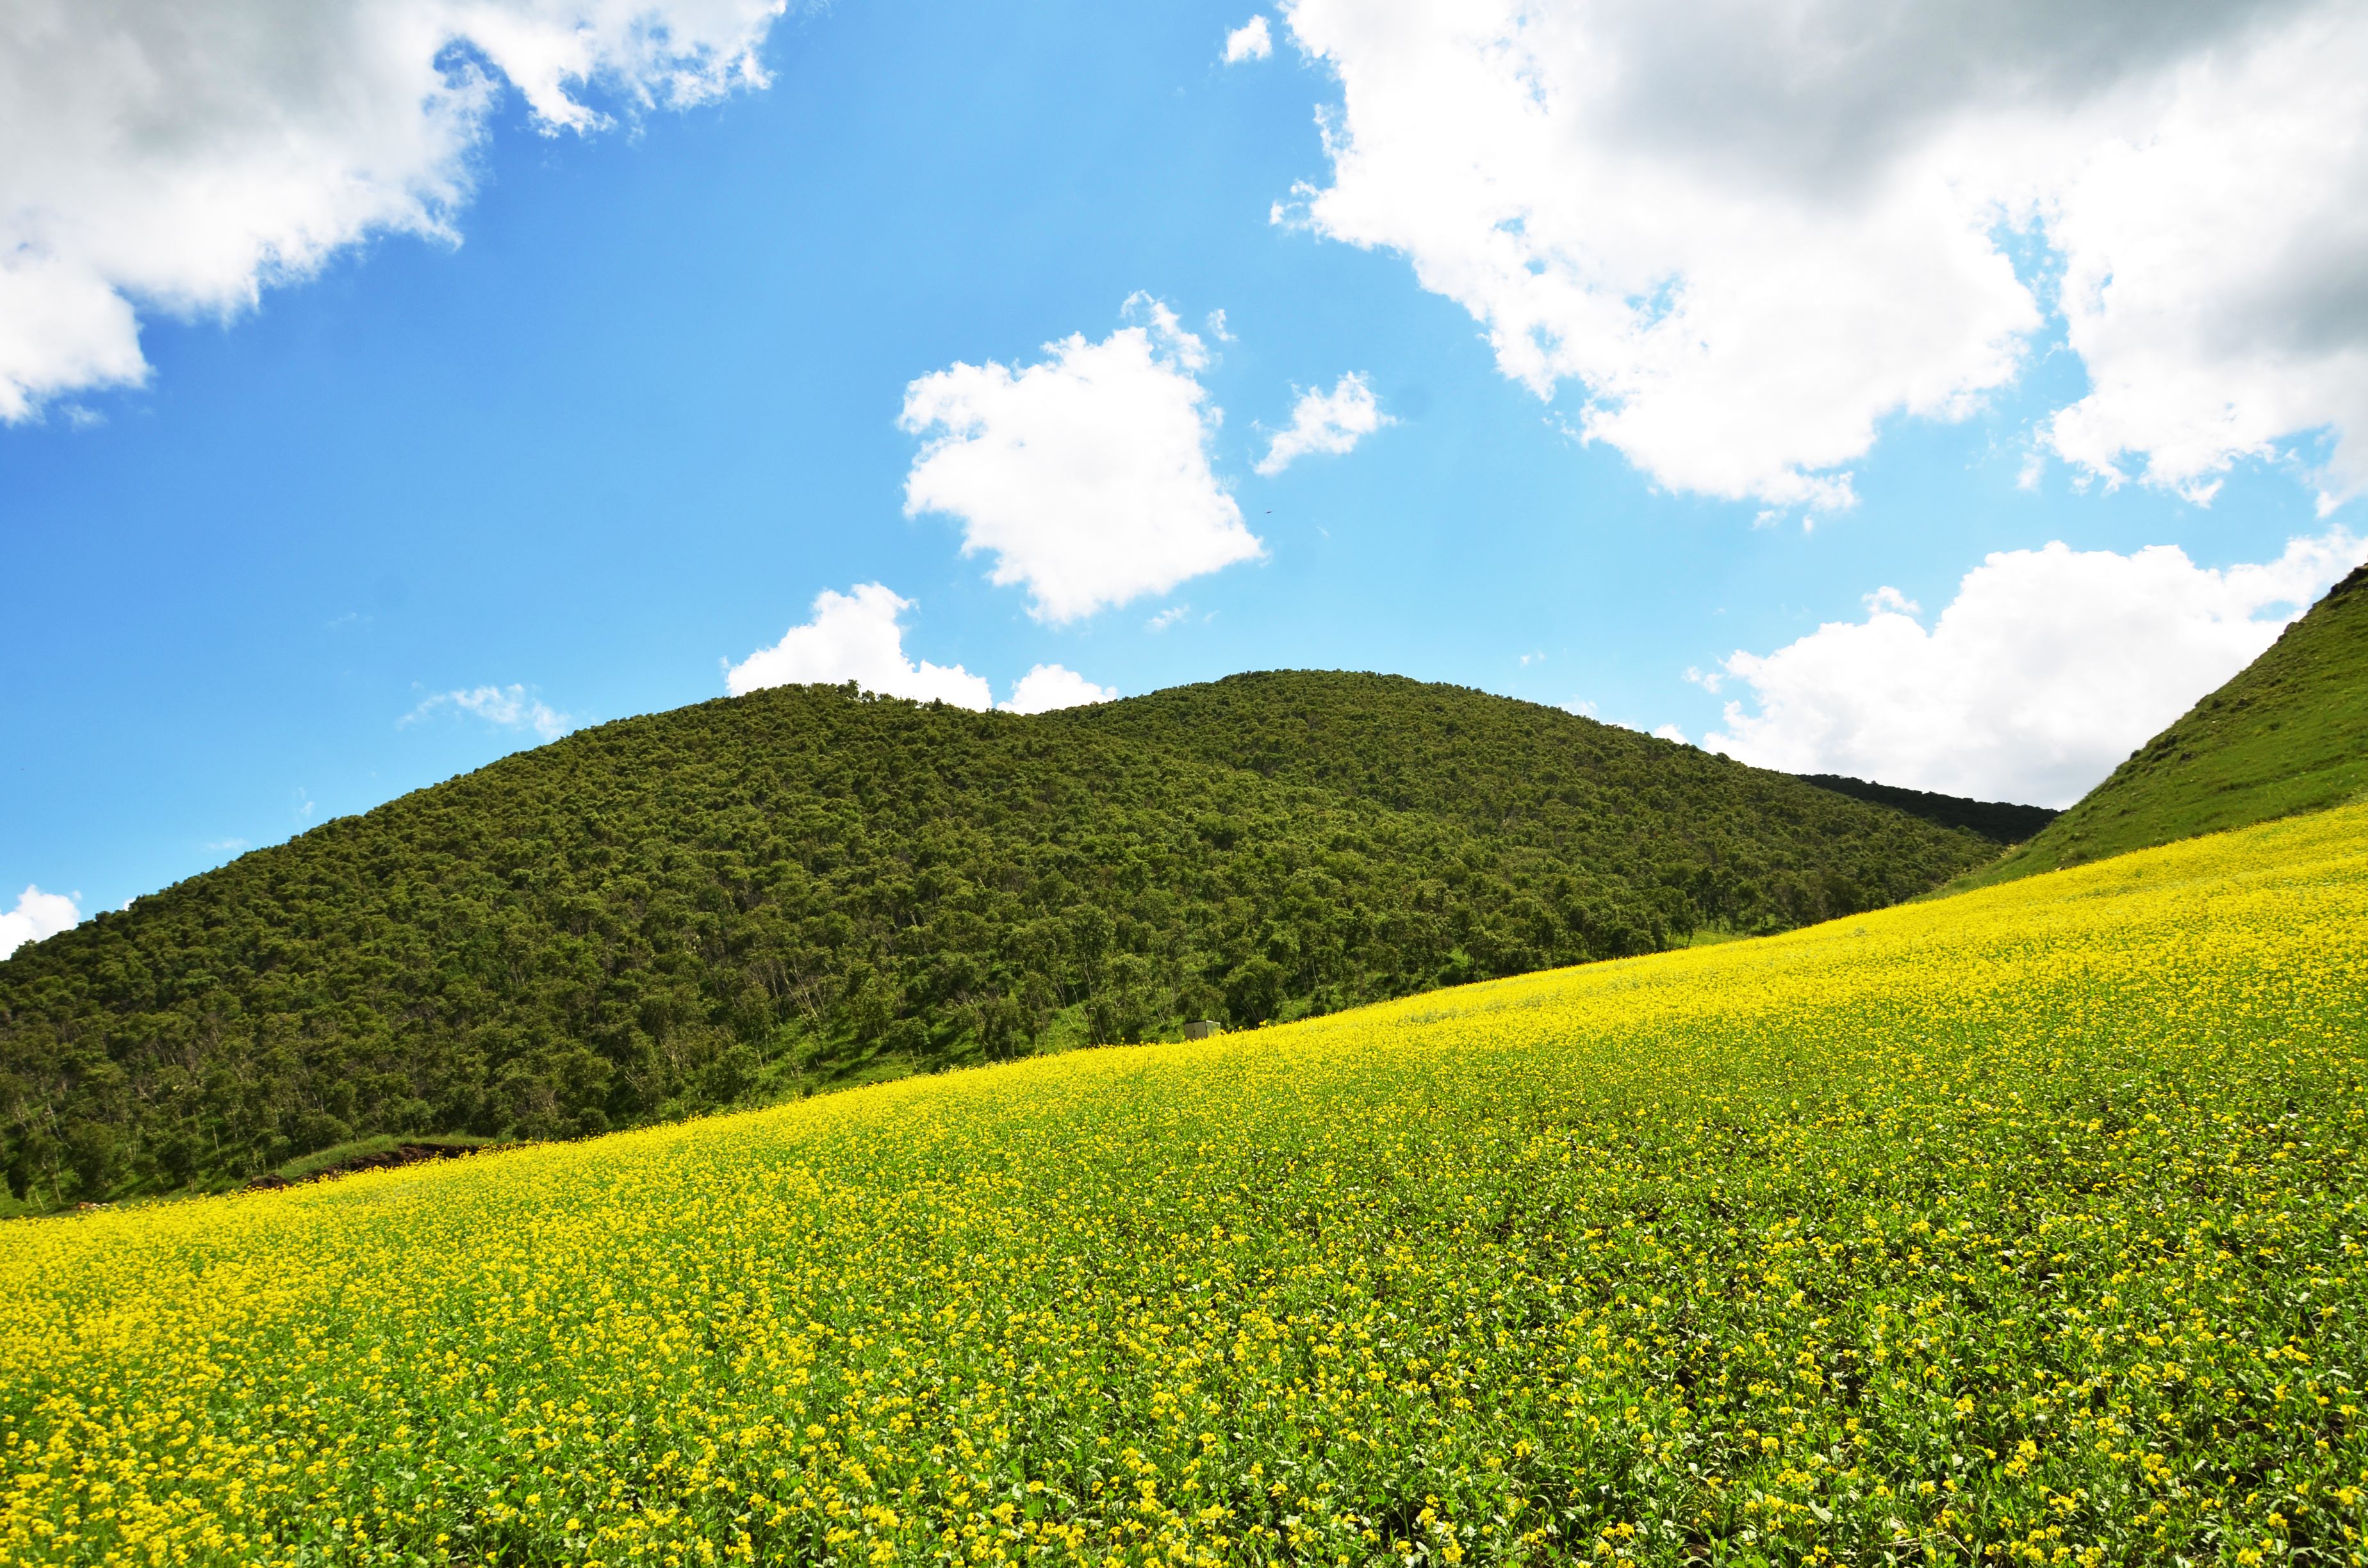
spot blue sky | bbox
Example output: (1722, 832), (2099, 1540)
(4, 0), (2365, 936)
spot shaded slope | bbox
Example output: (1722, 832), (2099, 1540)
(0, 674), (1991, 1205)
(1795, 773), (2057, 844)
(1965, 564), (2368, 886)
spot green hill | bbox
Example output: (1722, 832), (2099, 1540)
(1793, 772), (2057, 843)
(1963, 563), (2368, 886)
(0, 672), (1996, 1207)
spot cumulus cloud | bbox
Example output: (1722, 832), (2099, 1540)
(1255, 372), (1390, 475)
(0, 0), (787, 421)
(403, 683), (574, 740)
(999, 664), (1117, 715)
(1279, 0), (2368, 510)
(2036, 12), (2368, 507)
(1, 886), (80, 961)
(1224, 15), (1274, 63)
(1704, 527), (2368, 807)
(726, 583), (994, 708)
(901, 295), (1265, 623)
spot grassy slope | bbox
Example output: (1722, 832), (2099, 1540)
(270, 1132), (507, 1184)
(6, 802), (2362, 1565)
(1963, 562), (2368, 887)
(0, 674), (1993, 1206)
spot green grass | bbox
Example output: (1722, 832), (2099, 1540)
(270, 1133), (511, 1184)
(1960, 564), (2368, 888)
(1670, 925), (1757, 949)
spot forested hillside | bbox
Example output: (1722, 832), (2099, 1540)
(0, 673), (1997, 1205)
(1794, 773), (2056, 844)
(1964, 562), (2368, 887)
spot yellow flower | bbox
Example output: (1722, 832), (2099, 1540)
(4, 803), (2366, 1566)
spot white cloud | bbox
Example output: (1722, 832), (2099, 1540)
(0, 0), (787, 421)
(726, 583), (993, 708)
(2035, 12), (2368, 507)
(1254, 372), (1390, 476)
(901, 295), (1264, 623)
(999, 664), (1117, 715)
(1224, 15), (1274, 63)
(1146, 604), (1192, 632)
(1704, 527), (2368, 807)
(1279, 0), (2368, 510)
(1652, 724), (1691, 746)
(403, 683), (573, 740)
(1, 885), (80, 961)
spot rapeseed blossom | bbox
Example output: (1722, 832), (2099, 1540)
(4, 804), (2367, 1565)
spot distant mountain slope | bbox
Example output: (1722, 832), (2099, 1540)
(1063, 672), (1983, 894)
(1963, 563), (2368, 887)
(0, 674), (1993, 1207)
(1795, 774), (2057, 844)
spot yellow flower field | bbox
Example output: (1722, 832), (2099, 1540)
(5, 803), (2367, 1567)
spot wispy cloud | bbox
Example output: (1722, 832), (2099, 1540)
(402, 684), (575, 742)
(1256, 373), (1390, 476)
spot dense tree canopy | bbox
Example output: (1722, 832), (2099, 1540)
(0, 673), (2001, 1205)
(1793, 774), (2057, 844)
